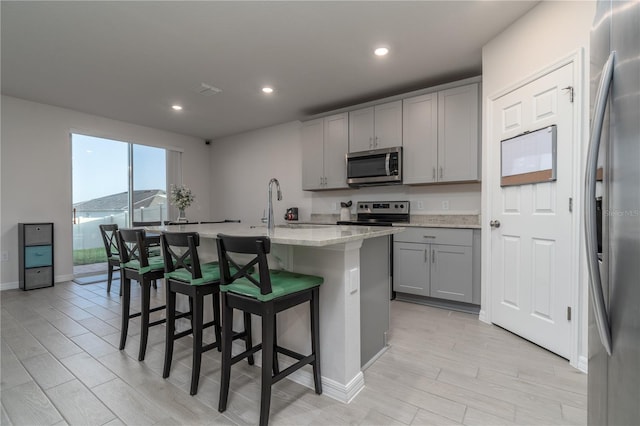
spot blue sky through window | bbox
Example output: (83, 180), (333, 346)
(72, 133), (166, 203)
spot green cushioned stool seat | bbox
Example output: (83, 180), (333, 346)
(221, 269), (323, 302)
(122, 255), (165, 274)
(165, 261), (221, 286)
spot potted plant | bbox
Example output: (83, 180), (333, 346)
(170, 184), (195, 222)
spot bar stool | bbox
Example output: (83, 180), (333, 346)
(160, 231), (254, 395)
(216, 234), (323, 426)
(116, 228), (166, 361)
(98, 224), (121, 295)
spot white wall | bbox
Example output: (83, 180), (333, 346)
(1, 96), (211, 288)
(481, 0), (595, 370)
(209, 121), (313, 223)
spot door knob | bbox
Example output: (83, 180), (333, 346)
(490, 220), (501, 229)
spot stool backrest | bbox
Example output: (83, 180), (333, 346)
(99, 224), (119, 258)
(160, 232), (203, 279)
(117, 228), (152, 267)
(216, 234), (272, 295)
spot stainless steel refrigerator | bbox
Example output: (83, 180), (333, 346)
(587, 0), (640, 424)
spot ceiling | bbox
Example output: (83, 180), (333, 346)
(1, 1), (539, 141)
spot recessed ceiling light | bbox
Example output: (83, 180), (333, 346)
(262, 87), (274, 94)
(374, 47), (389, 57)
(172, 105), (183, 111)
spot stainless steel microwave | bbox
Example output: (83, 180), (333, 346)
(346, 146), (402, 187)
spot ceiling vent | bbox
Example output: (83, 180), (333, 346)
(196, 83), (222, 96)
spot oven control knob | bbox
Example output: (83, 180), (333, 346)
(400, 204), (404, 208)
(394, 204), (398, 208)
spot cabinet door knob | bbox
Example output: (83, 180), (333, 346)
(490, 220), (501, 228)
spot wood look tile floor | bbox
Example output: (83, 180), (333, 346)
(1, 279), (587, 425)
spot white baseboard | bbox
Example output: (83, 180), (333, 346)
(578, 355), (588, 373)
(361, 345), (389, 371)
(478, 309), (490, 324)
(288, 369), (364, 404)
(1, 274), (75, 292)
(1, 281), (19, 291)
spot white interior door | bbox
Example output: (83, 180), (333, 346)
(489, 62), (575, 358)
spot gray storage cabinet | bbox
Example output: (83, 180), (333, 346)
(19, 223), (54, 290)
(393, 227), (473, 303)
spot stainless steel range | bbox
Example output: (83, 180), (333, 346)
(337, 201), (410, 301)
(337, 201), (410, 226)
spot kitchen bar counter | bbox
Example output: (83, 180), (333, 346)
(159, 222), (400, 246)
(149, 222), (402, 403)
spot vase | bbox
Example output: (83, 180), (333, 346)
(176, 209), (187, 223)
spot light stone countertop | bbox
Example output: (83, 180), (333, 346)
(306, 213), (481, 229)
(151, 222), (403, 247)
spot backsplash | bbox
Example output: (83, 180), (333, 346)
(310, 182), (481, 216)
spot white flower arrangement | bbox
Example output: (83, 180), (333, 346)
(170, 184), (195, 210)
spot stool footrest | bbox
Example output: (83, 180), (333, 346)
(149, 318), (167, 327)
(231, 343), (263, 365)
(149, 305), (166, 314)
(276, 346), (305, 361)
(173, 329), (193, 340)
(201, 342), (220, 353)
(272, 354), (316, 385)
(175, 311), (191, 320)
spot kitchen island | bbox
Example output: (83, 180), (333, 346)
(150, 222), (403, 403)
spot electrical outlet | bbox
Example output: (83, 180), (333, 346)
(416, 201), (424, 210)
(442, 200), (450, 210)
(1, 251), (8, 262)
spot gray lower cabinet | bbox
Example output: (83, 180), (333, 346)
(394, 242), (430, 296)
(393, 227), (473, 303)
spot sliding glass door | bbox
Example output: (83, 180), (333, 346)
(72, 133), (167, 275)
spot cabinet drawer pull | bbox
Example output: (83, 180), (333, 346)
(423, 235), (436, 239)
(432, 250), (436, 264)
(424, 249), (427, 263)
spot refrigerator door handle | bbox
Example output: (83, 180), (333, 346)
(585, 50), (615, 356)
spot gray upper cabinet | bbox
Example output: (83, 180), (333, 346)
(302, 113), (349, 190)
(403, 83), (480, 184)
(437, 83), (480, 183)
(403, 93), (438, 184)
(349, 100), (402, 152)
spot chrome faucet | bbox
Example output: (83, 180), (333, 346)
(267, 178), (282, 234)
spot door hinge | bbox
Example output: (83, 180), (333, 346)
(562, 86), (574, 103)
(569, 197), (573, 212)
(567, 306), (572, 321)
